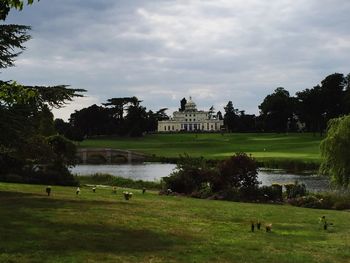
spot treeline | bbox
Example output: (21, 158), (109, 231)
(224, 72), (350, 134)
(55, 97), (169, 140)
(56, 72), (350, 139)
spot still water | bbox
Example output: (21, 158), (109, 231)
(71, 163), (330, 192)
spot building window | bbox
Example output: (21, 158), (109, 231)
(185, 119), (187, 122)
(164, 126), (167, 131)
(189, 114), (191, 117)
(211, 125), (213, 130)
(189, 119), (191, 121)
(172, 126), (174, 130)
(194, 119), (196, 121)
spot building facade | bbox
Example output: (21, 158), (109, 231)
(157, 97), (224, 132)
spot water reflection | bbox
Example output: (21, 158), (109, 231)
(71, 164), (330, 192)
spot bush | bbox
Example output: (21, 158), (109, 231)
(216, 153), (258, 192)
(162, 154), (217, 194)
(191, 183), (213, 199)
(285, 181), (307, 198)
(258, 184), (283, 201)
(287, 192), (350, 210)
(0, 166), (78, 186)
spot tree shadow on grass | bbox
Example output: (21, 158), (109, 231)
(0, 191), (194, 257)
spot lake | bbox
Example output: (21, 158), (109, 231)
(71, 163), (330, 192)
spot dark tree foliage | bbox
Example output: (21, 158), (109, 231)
(216, 110), (223, 120)
(320, 115), (350, 188)
(0, 0), (37, 68)
(179, 97), (187, 111)
(224, 101), (238, 131)
(124, 103), (148, 137)
(295, 73), (349, 134)
(103, 96), (140, 120)
(69, 104), (115, 137)
(54, 118), (84, 142)
(69, 97), (169, 137)
(343, 73), (350, 114)
(296, 85), (325, 133)
(0, 24), (31, 68)
(215, 153), (258, 191)
(163, 154), (216, 194)
(320, 73), (345, 119)
(146, 108), (169, 132)
(38, 104), (55, 137)
(259, 87), (295, 132)
(1, 0), (37, 15)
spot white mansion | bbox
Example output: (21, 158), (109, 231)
(157, 97), (224, 132)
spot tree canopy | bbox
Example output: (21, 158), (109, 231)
(320, 115), (350, 188)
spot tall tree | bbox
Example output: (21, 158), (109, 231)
(69, 104), (114, 137)
(259, 87), (295, 132)
(125, 104), (148, 136)
(224, 101), (238, 132)
(103, 96), (140, 121)
(179, 97), (187, 112)
(296, 85), (325, 134)
(320, 73), (345, 119)
(320, 115), (350, 188)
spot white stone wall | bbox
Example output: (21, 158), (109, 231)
(158, 118), (223, 132)
(157, 98), (224, 132)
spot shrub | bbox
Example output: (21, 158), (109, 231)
(285, 181), (307, 198)
(162, 154), (217, 194)
(287, 191), (350, 210)
(215, 153), (259, 192)
(258, 184), (283, 201)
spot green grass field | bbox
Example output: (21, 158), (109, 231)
(1, 182), (349, 263)
(81, 133), (322, 163)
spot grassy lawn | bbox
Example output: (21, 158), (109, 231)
(1, 182), (349, 262)
(80, 133), (323, 162)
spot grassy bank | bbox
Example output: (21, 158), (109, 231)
(77, 174), (161, 190)
(80, 133), (322, 169)
(1, 182), (349, 262)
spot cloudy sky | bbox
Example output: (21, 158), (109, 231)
(2, 0), (350, 120)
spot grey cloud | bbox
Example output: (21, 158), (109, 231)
(2, 0), (350, 120)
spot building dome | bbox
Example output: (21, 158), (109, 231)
(185, 97), (197, 111)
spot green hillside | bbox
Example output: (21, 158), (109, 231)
(81, 133), (322, 163)
(0, 182), (349, 262)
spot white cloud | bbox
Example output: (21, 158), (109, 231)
(51, 96), (100, 121)
(2, 0), (350, 119)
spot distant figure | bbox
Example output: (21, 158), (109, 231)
(46, 186), (51, 196)
(76, 187), (80, 195)
(265, 224), (272, 232)
(92, 186), (96, 193)
(142, 187), (146, 194)
(319, 216), (327, 229)
(251, 222), (255, 232)
(320, 216), (333, 230)
(167, 188), (172, 195)
(257, 221), (261, 230)
(112, 186), (117, 194)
